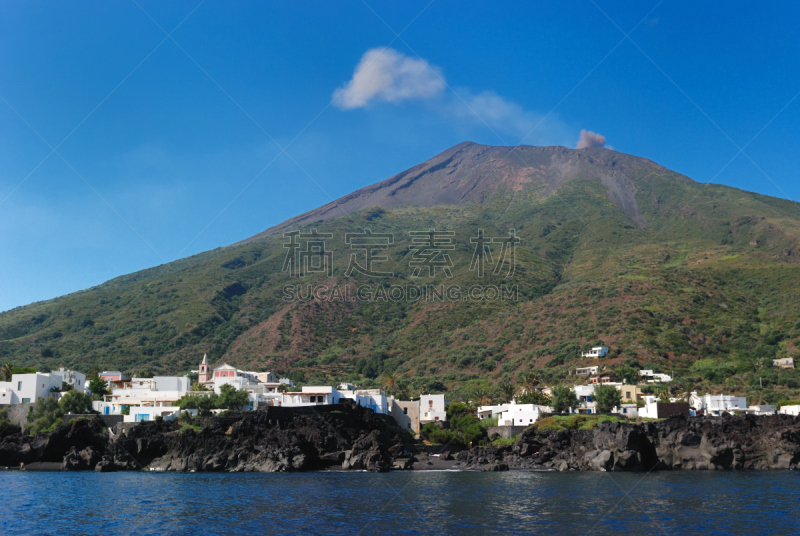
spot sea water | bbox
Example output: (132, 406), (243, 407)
(2, 470), (799, 535)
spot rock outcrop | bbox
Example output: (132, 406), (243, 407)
(459, 414), (800, 471)
(0, 405), (413, 473)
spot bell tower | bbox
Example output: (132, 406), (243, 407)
(198, 354), (211, 383)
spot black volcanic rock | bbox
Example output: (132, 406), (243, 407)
(0, 405), (412, 473)
(460, 414), (800, 471)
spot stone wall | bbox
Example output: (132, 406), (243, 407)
(4, 403), (34, 426)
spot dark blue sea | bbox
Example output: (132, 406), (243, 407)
(2, 470), (799, 535)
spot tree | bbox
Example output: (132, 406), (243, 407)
(551, 385), (579, 414)
(1, 363), (13, 382)
(25, 397), (63, 436)
(498, 381), (517, 403)
(517, 390), (551, 406)
(87, 374), (109, 399)
(278, 383), (290, 393)
(519, 372), (540, 395)
(379, 371), (402, 397)
(59, 390), (94, 414)
(218, 384), (249, 410)
(594, 384), (622, 414)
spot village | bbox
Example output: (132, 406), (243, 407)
(2, 346), (798, 439)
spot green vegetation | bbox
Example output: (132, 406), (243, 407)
(25, 392), (99, 436)
(550, 385), (580, 414)
(175, 384), (249, 415)
(1, 149), (800, 402)
(534, 414), (627, 432)
(593, 384), (622, 413)
(420, 402), (497, 448)
(59, 390), (94, 414)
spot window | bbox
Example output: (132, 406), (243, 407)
(403, 407), (408, 415)
(22, 398), (30, 403)
(18, 381), (22, 390)
(407, 423), (411, 429)
(626, 392), (631, 399)
(429, 400), (433, 407)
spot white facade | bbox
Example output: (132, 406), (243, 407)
(494, 402), (550, 426)
(639, 370), (672, 383)
(420, 394), (447, 423)
(52, 368), (87, 393)
(615, 403), (639, 417)
(477, 404), (508, 420)
(691, 392), (747, 415)
(0, 373), (62, 404)
(780, 405), (800, 416)
(581, 347), (608, 359)
(773, 358), (795, 370)
(575, 366), (599, 376)
(125, 407), (199, 423)
(749, 405), (777, 415)
(93, 376), (192, 415)
(572, 385), (597, 414)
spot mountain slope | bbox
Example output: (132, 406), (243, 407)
(2, 143), (800, 403)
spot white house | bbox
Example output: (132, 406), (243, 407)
(581, 347), (608, 359)
(572, 385), (597, 414)
(93, 376), (192, 415)
(779, 405), (800, 416)
(477, 404), (508, 420)
(497, 402), (549, 427)
(748, 405), (777, 415)
(0, 373), (62, 404)
(615, 403), (639, 417)
(575, 366), (600, 376)
(690, 392), (747, 415)
(52, 368), (87, 393)
(125, 407), (199, 423)
(420, 394), (447, 423)
(773, 358), (795, 370)
(639, 370), (672, 383)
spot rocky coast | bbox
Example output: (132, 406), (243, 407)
(2, 408), (799, 473)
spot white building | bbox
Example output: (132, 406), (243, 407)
(420, 394), (447, 423)
(498, 402), (549, 427)
(572, 385), (597, 414)
(93, 376), (192, 415)
(749, 405), (777, 415)
(639, 370), (672, 383)
(616, 403), (639, 417)
(581, 347), (608, 359)
(575, 366), (599, 376)
(779, 405), (800, 416)
(125, 407), (199, 423)
(0, 373), (62, 404)
(690, 392), (747, 416)
(773, 358), (795, 370)
(477, 404), (508, 421)
(277, 386), (390, 415)
(52, 368), (87, 393)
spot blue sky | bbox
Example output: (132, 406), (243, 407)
(1, 1), (799, 312)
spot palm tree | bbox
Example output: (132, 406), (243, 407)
(498, 381), (516, 403)
(679, 378), (697, 408)
(470, 386), (493, 406)
(1, 363), (13, 382)
(518, 372), (540, 395)
(380, 371), (402, 397)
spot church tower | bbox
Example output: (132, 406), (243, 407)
(198, 354), (211, 383)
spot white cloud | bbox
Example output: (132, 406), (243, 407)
(333, 48), (445, 109)
(448, 90), (570, 145)
(334, 48), (574, 147)
(576, 129), (609, 149)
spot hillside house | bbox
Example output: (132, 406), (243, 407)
(497, 402), (550, 426)
(581, 347), (608, 359)
(575, 366), (600, 376)
(773, 358), (795, 370)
